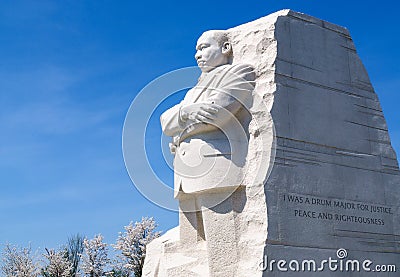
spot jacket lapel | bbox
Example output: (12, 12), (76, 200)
(190, 65), (228, 104)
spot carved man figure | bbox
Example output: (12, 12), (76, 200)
(160, 30), (255, 276)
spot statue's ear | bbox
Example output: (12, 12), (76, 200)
(222, 42), (232, 55)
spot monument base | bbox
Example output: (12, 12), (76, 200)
(143, 228), (210, 276)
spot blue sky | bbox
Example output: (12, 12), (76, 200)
(0, 0), (398, 250)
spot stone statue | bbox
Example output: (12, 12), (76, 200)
(160, 30), (255, 276)
(144, 10), (400, 277)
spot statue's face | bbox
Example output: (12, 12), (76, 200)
(195, 32), (229, 73)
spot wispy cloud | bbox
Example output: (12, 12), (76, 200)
(0, 62), (126, 134)
(1, 100), (113, 135)
(0, 180), (130, 209)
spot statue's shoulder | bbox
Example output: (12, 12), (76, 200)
(223, 63), (256, 81)
(220, 63), (254, 72)
(231, 63), (255, 70)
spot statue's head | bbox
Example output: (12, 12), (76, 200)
(195, 30), (232, 73)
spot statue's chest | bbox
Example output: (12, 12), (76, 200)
(185, 75), (219, 103)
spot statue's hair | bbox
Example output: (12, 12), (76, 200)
(202, 30), (230, 47)
(201, 30), (233, 58)
(211, 30), (230, 46)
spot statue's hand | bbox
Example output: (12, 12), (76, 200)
(180, 103), (219, 123)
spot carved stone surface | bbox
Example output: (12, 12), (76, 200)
(143, 10), (400, 276)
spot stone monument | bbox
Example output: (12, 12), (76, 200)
(143, 10), (400, 276)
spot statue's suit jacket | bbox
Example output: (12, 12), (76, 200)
(160, 64), (256, 198)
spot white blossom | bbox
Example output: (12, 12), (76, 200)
(1, 244), (40, 277)
(42, 248), (73, 277)
(80, 234), (110, 277)
(113, 217), (160, 277)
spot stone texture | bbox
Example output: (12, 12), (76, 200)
(143, 10), (400, 276)
(260, 11), (400, 276)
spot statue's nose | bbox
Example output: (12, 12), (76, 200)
(195, 51), (201, 60)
